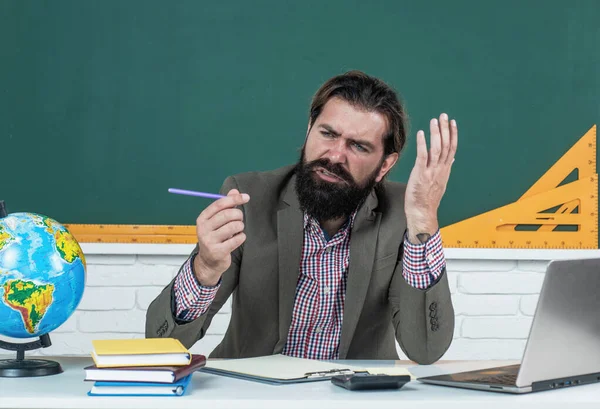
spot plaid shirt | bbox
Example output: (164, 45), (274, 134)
(174, 213), (445, 359)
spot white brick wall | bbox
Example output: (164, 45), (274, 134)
(0, 249), (556, 361)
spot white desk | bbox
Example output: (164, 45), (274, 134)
(1, 357), (600, 409)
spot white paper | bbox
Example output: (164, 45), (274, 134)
(205, 354), (365, 380)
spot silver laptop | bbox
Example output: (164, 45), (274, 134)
(419, 258), (600, 393)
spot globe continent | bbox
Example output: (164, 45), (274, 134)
(0, 213), (86, 338)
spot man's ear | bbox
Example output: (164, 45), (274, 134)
(375, 153), (399, 182)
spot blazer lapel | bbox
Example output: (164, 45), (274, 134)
(338, 191), (380, 358)
(273, 175), (304, 354)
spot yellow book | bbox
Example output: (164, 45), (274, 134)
(91, 338), (191, 368)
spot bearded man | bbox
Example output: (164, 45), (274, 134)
(146, 70), (458, 364)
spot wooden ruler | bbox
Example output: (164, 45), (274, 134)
(440, 125), (598, 249)
(64, 224), (197, 244)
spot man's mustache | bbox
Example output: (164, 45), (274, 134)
(305, 158), (354, 184)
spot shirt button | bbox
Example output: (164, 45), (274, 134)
(426, 254), (434, 263)
(325, 247), (332, 253)
(314, 327), (322, 334)
(323, 286), (330, 294)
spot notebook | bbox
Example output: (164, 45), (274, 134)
(201, 354), (370, 385)
(87, 374), (193, 396)
(91, 338), (191, 368)
(418, 258), (600, 394)
(84, 354), (206, 383)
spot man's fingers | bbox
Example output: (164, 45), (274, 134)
(429, 118), (442, 167)
(219, 232), (247, 255)
(415, 130), (428, 167)
(438, 113), (450, 164)
(204, 208), (244, 231)
(447, 119), (458, 165)
(199, 190), (250, 221)
(212, 220), (245, 243)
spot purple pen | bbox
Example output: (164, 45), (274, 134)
(168, 188), (225, 200)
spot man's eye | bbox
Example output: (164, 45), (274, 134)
(353, 142), (367, 152)
(321, 131), (333, 138)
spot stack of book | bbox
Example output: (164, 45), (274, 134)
(86, 338), (206, 396)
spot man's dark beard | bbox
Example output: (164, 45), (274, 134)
(294, 156), (382, 222)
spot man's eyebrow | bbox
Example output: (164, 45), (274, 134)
(318, 124), (341, 137)
(319, 124), (377, 151)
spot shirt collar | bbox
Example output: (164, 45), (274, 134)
(303, 210), (358, 239)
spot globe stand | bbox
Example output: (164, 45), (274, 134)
(0, 333), (63, 377)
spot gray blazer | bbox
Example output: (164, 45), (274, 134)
(145, 165), (454, 363)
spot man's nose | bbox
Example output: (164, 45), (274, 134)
(327, 140), (347, 164)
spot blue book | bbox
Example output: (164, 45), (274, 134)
(87, 374), (193, 396)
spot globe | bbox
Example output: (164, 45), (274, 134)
(0, 212), (86, 339)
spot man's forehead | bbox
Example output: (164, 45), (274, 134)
(317, 98), (388, 142)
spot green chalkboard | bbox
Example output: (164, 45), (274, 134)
(2, 0), (599, 227)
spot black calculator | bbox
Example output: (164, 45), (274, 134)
(331, 373), (411, 391)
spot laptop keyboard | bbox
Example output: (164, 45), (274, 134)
(469, 373), (518, 385)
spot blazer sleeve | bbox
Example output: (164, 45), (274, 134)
(144, 176), (243, 349)
(388, 259), (455, 364)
